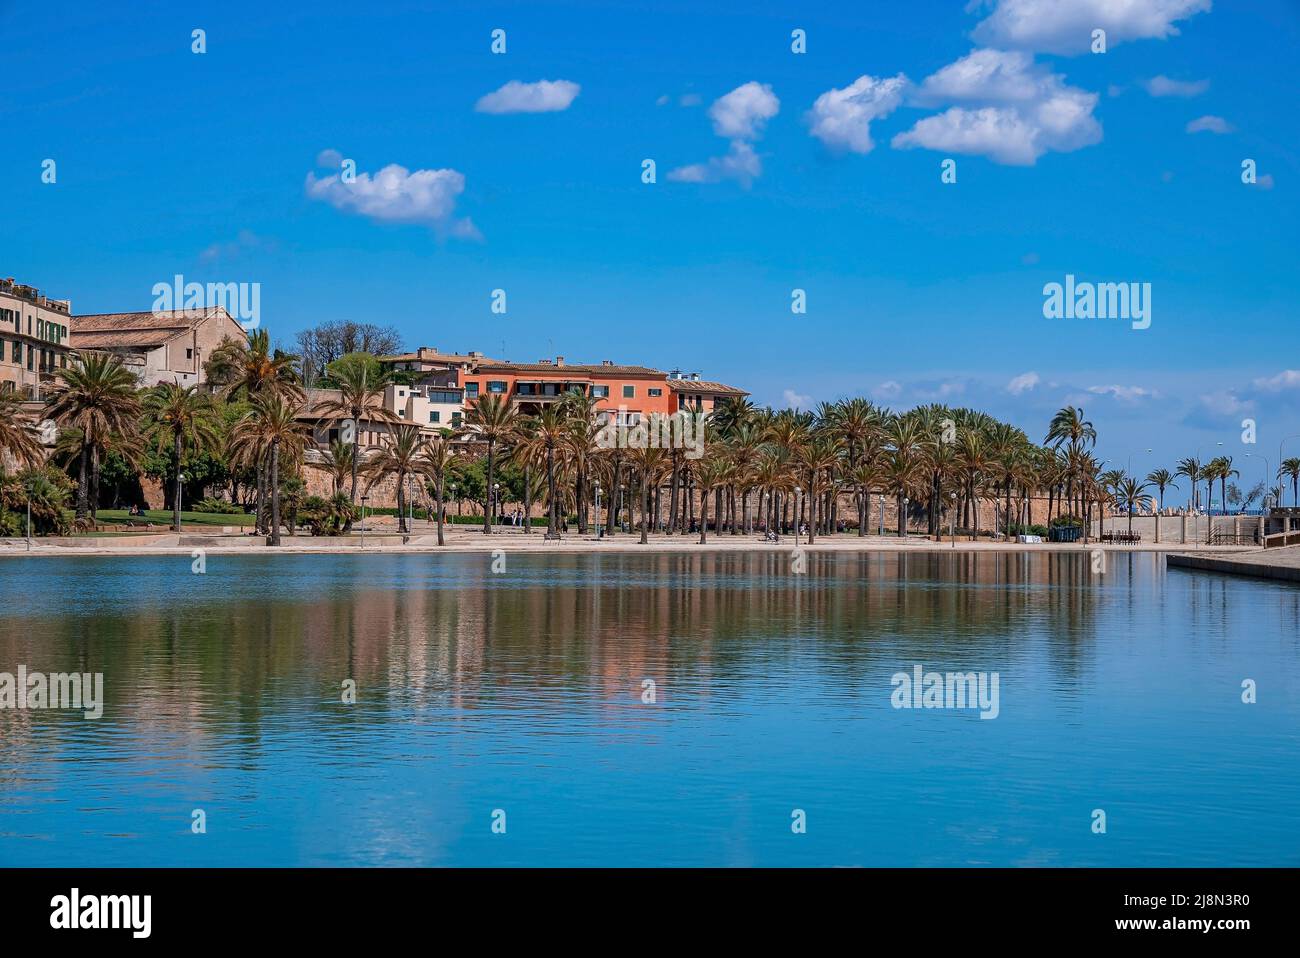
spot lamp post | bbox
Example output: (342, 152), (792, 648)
(794, 486), (802, 540)
(25, 479), (32, 552)
(492, 483), (500, 529)
(451, 483), (459, 518)
(1245, 452), (1271, 511)
(360, 495), (369, 548)
(878, 494), (884, 536)
(950, 491), (957, 548)
(901, 496), (909, 538)
(595, 482), (602, 538)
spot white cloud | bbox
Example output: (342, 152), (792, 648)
(1087, 384), (1156, 402)
(872, 380), (903, 400)
(316, 148), (344, 168)
(807, 73), (908, 154)
(708, 81), (780, 139)
(971, 0), (1212, 55)
(1006, 371), (1040, 395)
(1252, 370), (1300, 392)
(783, 388), (812, 409)
(1186, 114), (1232, 134)
(475, 79), (580, 114)
(671, 82), (779, 186)
(1143, 75), (1209, 97)
(655, 94), (670, 107)
(199, 229), (273, 263)
(680, 93), (702, 107)
(892, 49), (1101, 165)
(667, 141), (762, 187)
(305, 162), (479, 238)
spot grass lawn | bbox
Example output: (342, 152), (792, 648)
(94, 509), (256, 527)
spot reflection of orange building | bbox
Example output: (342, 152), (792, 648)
(464, 358), (677, 423)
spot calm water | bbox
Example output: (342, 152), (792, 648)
(1, 551), (1297, 867)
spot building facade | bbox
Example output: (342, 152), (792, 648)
(70, 306), (245, 387)
(0, 278), (74, 398)
(464, 358), (676, 424)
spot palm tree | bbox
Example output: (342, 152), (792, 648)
(1205, 455), (1239, 543)
(462, 393), (519, 534)
(206, 329), (304, 401)
(1114, 475), (1151, 538)
(364, 425), (427, 533)
(515, 406), (570, 536)
(1145, 467), (1177, 543)
(320, 439), (356, 496)
(1176, 457), (1203, 515)
(46, 352), (141, 520)
(0, 392), (44, 466)
(1279, 457), (1300, 507)
(1045, 406), (1096, 519)
(141, 383), (223, 532)
(626, 445), (671, 544)
(229, 394), (310, 545)
(795, 436), (842, 544)
(312, 356), (396, 511)
(692, 453), (731, 544)
(420, 431), (455, 546)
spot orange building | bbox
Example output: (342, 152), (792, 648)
(464, 357), (675, 424)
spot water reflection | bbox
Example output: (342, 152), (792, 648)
(0, 551), (1296, 866)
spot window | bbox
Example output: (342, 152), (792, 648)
(465, 381), (479, 398)
(591, 385), (609, 398)
(451, 412), (463, 426)
(12, 342), (21, 363)
(186, 348), (193, 360)
(648, 388), (662, 397)
(487, 380), (507, 394)
(622, 385), (635, 398)
(429, 411), (440, 423)
(397, 409), (405, 418)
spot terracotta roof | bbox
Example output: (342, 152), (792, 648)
(475, 362), (664, 377)
(71, 307), (241, 349)
(666, 379), (748, 395)
(69, 329), (178, 349)
(382, 349), (503, 365)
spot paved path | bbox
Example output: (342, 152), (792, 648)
(1167, 545), (1300, 584)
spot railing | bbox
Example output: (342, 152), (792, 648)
(1210, 532), (1261, 546)
(1264, 530), (1300, 549)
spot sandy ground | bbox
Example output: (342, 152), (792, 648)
(0, 521), (1260, 558)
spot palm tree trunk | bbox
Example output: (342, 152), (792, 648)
(807, 476), (817, 545)
(270, 438), (282, 546)
(76, 436), (90, 519)
(699, 489), (709, 544)
(639, 468), (650, 544)
(172, 432), (184, 533)
(436, 476), (445, 546)
(483, 441), (496, 534)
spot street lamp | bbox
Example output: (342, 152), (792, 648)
(360, 495), (370, 548)
(178, 472), (187, 530)
(492, 483), (500, 529)
(901, 496), (909, 538)
(794, 486), (802, 540)
(878, 494), (885, 536)
(451, 483), (459, 518)
(950, 491), (957, 548)
(595, 482), (603, 538)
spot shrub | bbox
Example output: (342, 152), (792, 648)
(192, 497), (242, 514)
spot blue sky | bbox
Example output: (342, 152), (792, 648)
(3, 0), (1298, 486)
